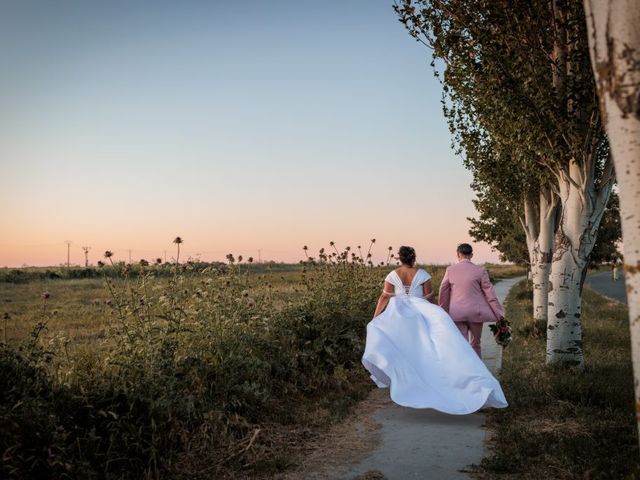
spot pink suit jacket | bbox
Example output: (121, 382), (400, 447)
(438, 260), (504, 323)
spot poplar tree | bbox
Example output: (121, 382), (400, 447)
(395, 0), (614, 366)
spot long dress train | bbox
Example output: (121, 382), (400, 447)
(361, 269), (508, 414)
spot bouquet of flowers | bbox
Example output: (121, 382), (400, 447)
(489, 318), (512, 347)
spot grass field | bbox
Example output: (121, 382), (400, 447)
(0, 262), (522, 348)
(481, 280), (640, 479)
(0, 260), (524, 479)
(1, 273), (301, 347)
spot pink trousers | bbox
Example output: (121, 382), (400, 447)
(455, 322), (483, 358)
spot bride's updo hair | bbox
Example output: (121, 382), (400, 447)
(398, 246), (416, 266)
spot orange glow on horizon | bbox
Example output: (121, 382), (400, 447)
(0, 232), (502, 268)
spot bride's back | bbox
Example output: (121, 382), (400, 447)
(385, 267), (431, 298)
(394, 266), (417, 286)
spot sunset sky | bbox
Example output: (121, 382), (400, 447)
(0, 0), (501, 267)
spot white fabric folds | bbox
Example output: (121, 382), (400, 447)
(361, 269), (508, 414)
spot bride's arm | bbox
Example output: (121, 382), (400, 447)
(373, 282), (394, 318)
(422, 280), (436, 303)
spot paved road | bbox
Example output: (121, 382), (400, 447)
(585, 270), (627, 304)
(481, 276), (525, 375)
(308, 276), (524, 480)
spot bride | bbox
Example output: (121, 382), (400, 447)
(361, 246), (508, 414)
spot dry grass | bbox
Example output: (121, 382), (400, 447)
(0, 271), (306, 348)
(478, 280), (640, 479)
(484, 263), (527, 281)
(0, 262), (523, 479)
(0, 263), (521, 348)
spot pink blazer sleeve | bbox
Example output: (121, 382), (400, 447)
(481, 269), (504, 320)
(438, 268), (451, 312)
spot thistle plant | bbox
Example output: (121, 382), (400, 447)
(1, 236), (394, 479)
(173, 236), (183, 264)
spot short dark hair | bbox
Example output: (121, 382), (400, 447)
(398, 246), (416, 266)
(457, 243), (473, 256)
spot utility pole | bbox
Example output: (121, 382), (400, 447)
(164, 250), (167, 263)
(258, 249), (262, 263)
(82, 246), (91, 267)
(65, 240), (72, 267)
(128, 249), (132, 264)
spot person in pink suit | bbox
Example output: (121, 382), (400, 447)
(361, 246), (508, 412)
(438, 243), (505, 358)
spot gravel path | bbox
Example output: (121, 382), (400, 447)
(291, 276), (524, 480)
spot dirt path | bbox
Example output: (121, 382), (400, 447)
(280, 276), (524, 480)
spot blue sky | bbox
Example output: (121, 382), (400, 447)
(0, 1), (496, 266)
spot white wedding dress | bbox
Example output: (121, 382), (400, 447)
(362, 269), (508, 414)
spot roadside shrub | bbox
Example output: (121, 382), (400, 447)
(1, 244), (386, 478)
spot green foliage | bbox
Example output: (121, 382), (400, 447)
(394, 0), (611, 267)
(0, 241), (523, 479)
(395, 0), (603, 163)
(469, 188), (529, 264)
(0, 247), (386, 479)
(590, 191), (622, 264)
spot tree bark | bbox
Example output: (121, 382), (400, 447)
(584, 0), (640, 442)
(523, 191), (540, 279)
(547, 246), (584, 366)
(547, 162), (588, 367)
(524, 188), (558, 323)
(552, 0), (568, 106)
(547, 157), (614, 367)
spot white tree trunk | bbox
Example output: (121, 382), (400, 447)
(531, 263), (547, 320)
(584, 0), (640, 442)
(547, 159), (613, 367)
(523, 194), (542, 320)
(533, 189), (557, 322)
(523, 189), (557, 324)
(523, 194), (539, 293)
(547, 246), (584, 366)
(547, 164), (588, 367)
